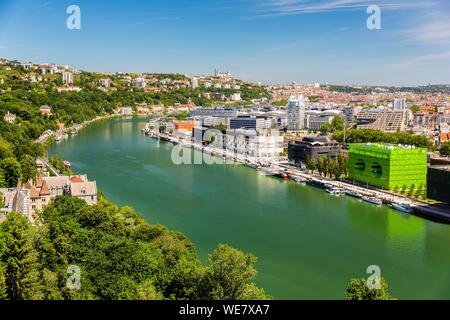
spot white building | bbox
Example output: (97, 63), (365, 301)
(191, 77), (199, 89)
(287, 95), (306, 131)
(133, 77), (146, 89)
(99, 78), (110, 88)
(62, 72), (74, 84)
(4, 112), (16, 124)
(223, 129), (284, 161)
(230, 93), (241, 102)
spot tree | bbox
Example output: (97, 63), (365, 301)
(320, 123), (333, 134)
(0, 157), (22, 187)
(345, 278), (396, 300)
(0, 264), (7, 300)
(305, 155), (316, 173)
(440, 141), (450, 156)
(331, 115), (345, 131)
(203, 244), (267, 300)
(0, 212), (43, 300)
(20, 154), (38, 183)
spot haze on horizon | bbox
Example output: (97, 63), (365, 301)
(0, 0), (449, 86)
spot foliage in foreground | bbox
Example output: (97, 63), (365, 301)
(0, 197), (271, 300)
(345, 278), (396, 300)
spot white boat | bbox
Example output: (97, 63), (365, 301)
(362, 196), (383, 206)
(326, 187), (345, 196)
(391, 203), (412, 214)
(345, 190), (361, 198)
(293, 176), (307, 184)
(258, 167), (277, 176)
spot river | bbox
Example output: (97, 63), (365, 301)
(49, 116), (450, 299)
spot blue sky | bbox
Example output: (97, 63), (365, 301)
(0, 0), (449, 85)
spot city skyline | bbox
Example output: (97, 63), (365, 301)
(0, 0), (449, 86)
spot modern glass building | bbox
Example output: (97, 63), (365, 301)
(348, 143), (428, 193)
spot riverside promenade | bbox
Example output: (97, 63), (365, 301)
(145, 129), (450, 224)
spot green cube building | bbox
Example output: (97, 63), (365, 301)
(348, 143), (427, 192)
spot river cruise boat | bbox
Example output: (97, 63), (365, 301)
(326, 187), (345, 196)
(362, 196), (383, 206)
(391, 203), (412, 214)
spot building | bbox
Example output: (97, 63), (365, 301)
(427, 166), (450, 204)
(62, 72), (74, 84)
(40, 105), (52, 116)
(99, 78), (110, 88)
(117, 107), (133, 115)
(288, 137), (341, 165)
(287, 95), (306, 131)
(356, 109), (405, 132)
(191, 77), (199, 89)
(230, 93), (241, 101)
(174, 120), (196, 132)
(56, 86), (82, 92)
(348, 143), (427, 192)
(224, 129), (283, 160)
(133, 77), (146, 89)
(190, 108), (238, 118)
(229, 116), (267, 131)
(393, 98), (406, 111)
(4, 112), (16, 124)
(305, 114), (334, 131)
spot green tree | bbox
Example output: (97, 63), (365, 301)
(204, 244), (268, 300)
(20, 154), (38, 183)
(0, 264), (7, 300)
(305, 155), (316, 173)
(0, 212), (43, 300)
(320, 123), (333, 134)
(345, 278), (396, 300)
(331, 115), (345, 131)
(0, 157), (22, 187)
(440, 141), (450, 156)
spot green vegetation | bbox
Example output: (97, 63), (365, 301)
(332, 129), (433, 149)
(305, 154), (348, 180)
(0, 59), (272, 300)
(272, 99), (287, 106)
(0, 197), (270, 300)
(345, 278), (396, 300)
(440, 141), (450, 156)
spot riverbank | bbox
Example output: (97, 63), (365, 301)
(144, 128), (450, 224)
(50, 116), (450, 299)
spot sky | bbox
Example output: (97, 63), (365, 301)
(0, 0), (449, 86)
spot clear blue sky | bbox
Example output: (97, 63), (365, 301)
(0, 0), (449, 86)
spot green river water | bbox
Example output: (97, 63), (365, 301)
(49, 116), (450, 299)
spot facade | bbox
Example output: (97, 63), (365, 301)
(40, 105), (52, 116)
(348, 143), (427, 192)
(427, 166), (450, 204)
(287, 95), (305, 131)
(174, 120), (196, 132)
(305, 115), (334, 131)
(133, 77), (146, 89)
(62, 72), (74, 84)
(4, 112), (16, 124)
(288, 137), (341, 165)
(191, 77), (199, 88)
(356, 109), (405, 132)
(99, 78), (110, 88)
(190, 108), (238, 118)
(229, 116), (267, 131)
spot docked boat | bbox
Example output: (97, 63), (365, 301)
(345, 190), (361, 198)
(258, 167), (277, 176)
(306, 178), (327, 190)
(326, 187), (345, 196)
(391, 203), (412, 214)
(292, 176), (307, 184)
(362, 196), (383, 206)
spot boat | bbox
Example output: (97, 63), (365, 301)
(391, 203), (412, 214)
(306, 178), (327, 190)
(258, 167), (277, 176)
(345, 190), (361, 198)
(326, 187), (345, 196)
(361, 196), (383, 206)
(292, 176), (307, 184)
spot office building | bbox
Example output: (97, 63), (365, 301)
(288, 137), (341, 165)
(287, 95), (305, 131)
